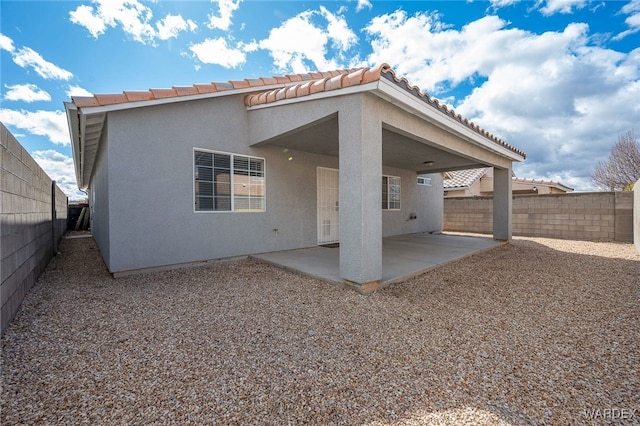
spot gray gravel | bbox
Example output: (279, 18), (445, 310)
(2, 235), (639, 425)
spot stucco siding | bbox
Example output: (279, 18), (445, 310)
(94, 95), (445, 274)
(89, 124), (110, 268)
(382, 169), (442, 237)
(100, 96), (337, 273)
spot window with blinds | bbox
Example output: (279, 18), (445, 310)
(382, 175), (401, 210)
(194, 150), (265, 212)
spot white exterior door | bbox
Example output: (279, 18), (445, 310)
(317, 167), (339, 245)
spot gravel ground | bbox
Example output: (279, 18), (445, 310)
(1, 235), (639, 425)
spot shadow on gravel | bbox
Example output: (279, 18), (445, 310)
(2, 236), (639, 425)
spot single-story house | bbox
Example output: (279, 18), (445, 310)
(444, 167), (573, 197)
(65, 63), (526, 291)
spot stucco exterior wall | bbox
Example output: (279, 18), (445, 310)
(1, 123), (68, 334)
(382, 169), (442, 236)
(95, 95), (444, 275)
(89, 124), (110, 267)
(444, 192), (634, 242)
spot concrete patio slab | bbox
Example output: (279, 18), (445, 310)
(251, 232), (504, 289)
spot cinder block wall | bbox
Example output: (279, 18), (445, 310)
(1, 123), (68, 334)
(635, 180), (640, 253)
(444, 192), (634, 242)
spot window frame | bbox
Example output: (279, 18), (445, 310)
(193, 148), (266, 213)
(382, 175), (401, 210)
(417, 176), (432, 186)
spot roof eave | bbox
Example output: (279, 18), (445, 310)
(64, 102), (85, 190)
(68, 83), (292, 191)
(374, 78), (526, 163)
(76, 82), (293, 115)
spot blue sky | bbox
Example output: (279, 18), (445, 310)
(1, 0), (639, 199)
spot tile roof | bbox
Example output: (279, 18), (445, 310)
(512, 176), (574, 191)
(244, 64), (525, 158)
(243, 64), (385, 107)
(444, 168), (574, 192)
(443, 168), (489, 189)
(70, 68), (361, 108)
(70, 63), (525, 158)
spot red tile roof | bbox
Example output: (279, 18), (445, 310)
(244, 64), (524, 158)
(71, 68), (359, 108)
(70, 63), (525, 158)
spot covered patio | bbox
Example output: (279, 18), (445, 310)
(247, 65), (525, 293)
(251, 232), (503, 293)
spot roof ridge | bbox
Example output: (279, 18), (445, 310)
(244, 64), (388, 107)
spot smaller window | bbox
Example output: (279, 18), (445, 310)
(382, 175), (401, 210)
(418, 177), (432, 186)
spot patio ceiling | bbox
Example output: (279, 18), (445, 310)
(260, 114), (489, 174)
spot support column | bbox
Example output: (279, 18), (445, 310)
(338, 98), (382, 292)
(493, 166), (512, 241)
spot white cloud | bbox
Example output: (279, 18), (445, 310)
(537, 0), (587, 16)
(4, 84), (51, 102)
(320, 6), (358, 51)
(363, 11), (639, 191)
(614, 0), (640, 40)
(365, 12), (503, 92)
(622, 0), (640, 13)
(70, 0), (156, 44)
(455, 45), (640, 192)
(257, 8), (357, 73)
(490, 0), (521, 8)
(189, 37), (246, 68)
(69, 4), (108, 37)
(355, 0), (372, 13)
(32, 150), (85, 200)
(70, 1), (200, 44)
(66, 85), (93, 98)
(12, 47), (73, 80)
(0, 33), (15, 52)
(0, 109), (70, 145)
(208, 0), (241, 31)
(156, 14), (198, 40)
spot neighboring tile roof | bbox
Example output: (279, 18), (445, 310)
(70, 63), (525, 158)
(512, 176), (574, 191)
(444, 168), (574, 192)
(443, 168), (488, 189)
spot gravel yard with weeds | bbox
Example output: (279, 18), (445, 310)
(1, 235), (639, 425)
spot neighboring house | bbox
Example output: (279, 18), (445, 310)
(65, 63), (525, 290)
(444, 167), (573, 197)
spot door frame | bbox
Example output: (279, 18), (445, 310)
(316, 167), (339, 245)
